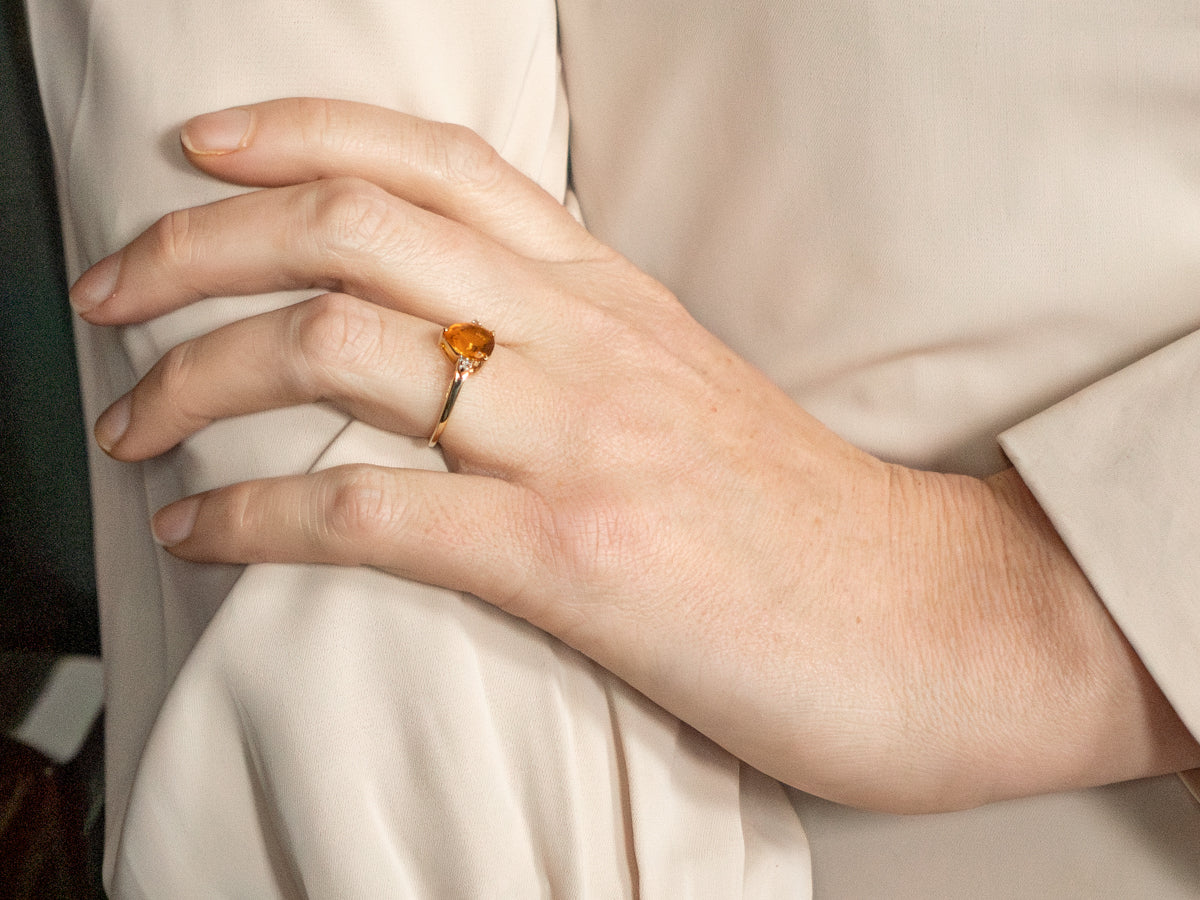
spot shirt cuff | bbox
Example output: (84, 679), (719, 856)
(999, 327), (1200, 743)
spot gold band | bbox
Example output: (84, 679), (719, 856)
(428, 322), (494, 447)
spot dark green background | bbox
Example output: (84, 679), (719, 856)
(1, 0), (98, 655)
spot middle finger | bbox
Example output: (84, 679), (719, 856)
(71, 177), (537, 330)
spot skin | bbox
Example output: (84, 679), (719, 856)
(72, 98), (1200, 814)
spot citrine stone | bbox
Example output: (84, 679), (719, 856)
(441, 322), (494, 361)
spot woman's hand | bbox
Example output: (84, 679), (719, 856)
(72, 98), (1200, 812)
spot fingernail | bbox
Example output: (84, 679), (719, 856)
(153, 497), (201, 547)
(70, 252), (121, 313)
(181, 107), (254, 155)
(94, 394), (131, 454)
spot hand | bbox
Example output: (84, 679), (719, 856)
(72, 98), (1200, 812)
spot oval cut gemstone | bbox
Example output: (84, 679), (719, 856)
(442, 322), (494, 361)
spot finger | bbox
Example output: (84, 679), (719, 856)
(151, 465), (552, 622)
(179, 98), (591, 262)
(70, 176), (538, 327)
(94, 293), (549, 471)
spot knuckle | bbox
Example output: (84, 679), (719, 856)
(150, 207), (201, 270)
(305, 176), (402, 260)
(204, 479), (266, 548)
(292, 293), (384, 393)
(544, 495), (652, 589)
(426, 121), (506, 193)
(293, 97), (346, 154)
(226, 481), (263, 533)
(153, 340), (209, 430)
(322, 466), (399, 544)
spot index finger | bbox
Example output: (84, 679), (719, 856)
(180, 98), (590, 261)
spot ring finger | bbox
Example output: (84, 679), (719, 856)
(94, 292), (553, 472)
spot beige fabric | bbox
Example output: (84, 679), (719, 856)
(29, 0), (1200, 895)
(1001, 333), (1200, 740)
(556, 0), (1200, 895)
(27, 1), (808, 896)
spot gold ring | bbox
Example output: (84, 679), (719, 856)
(428, 321), (495, 447)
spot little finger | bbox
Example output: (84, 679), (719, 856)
(152, 466), (552, 621)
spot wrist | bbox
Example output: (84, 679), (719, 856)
(883, 464), (1200, 808)
(985, 468), (1200, 779)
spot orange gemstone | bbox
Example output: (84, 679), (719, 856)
(442, 322), (494, 361)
